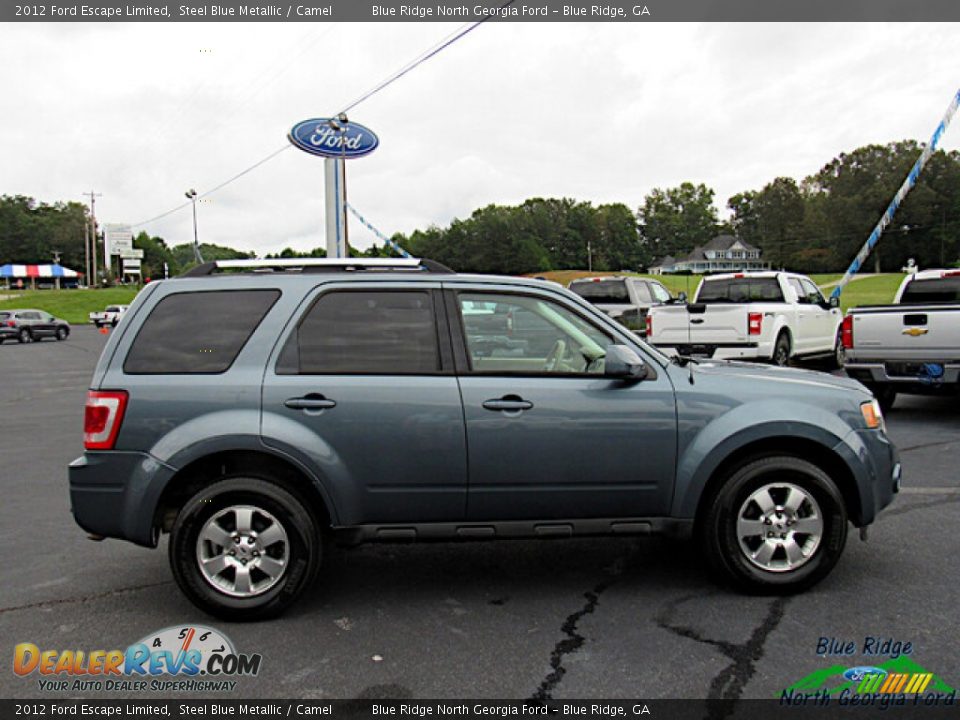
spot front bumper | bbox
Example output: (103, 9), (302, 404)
(833, 428), (901, 526)
(69, 451), (176, 547)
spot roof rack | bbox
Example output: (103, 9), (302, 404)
(179, 257), (454, 278)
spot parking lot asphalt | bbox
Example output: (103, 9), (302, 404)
(1, 326), (958, 700)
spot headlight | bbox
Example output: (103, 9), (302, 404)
(860, 399), (885, 432)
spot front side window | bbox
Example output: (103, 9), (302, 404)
(458, 293), (612, 375)
(124, 290), (280, 374)
(649, 282), (672, 303)
(800, 279), (825, 305)
(278, 290), (440, 375)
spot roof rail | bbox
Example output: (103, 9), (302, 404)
(179, 257), (454, 278)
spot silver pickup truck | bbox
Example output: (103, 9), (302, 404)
(843, 269), (960, 410)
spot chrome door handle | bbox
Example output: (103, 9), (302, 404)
(285, 395), (337, 410)
(482, 397), (533, 412)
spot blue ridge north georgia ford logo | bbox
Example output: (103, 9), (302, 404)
(288, 118), (379, 158)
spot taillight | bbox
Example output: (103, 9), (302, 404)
(645, 314), (653, 337)
(84, 390), (128, 450)
(841, 315), (854, 349)
(5, 320), (14, 327)
(748, 312), (763, 335)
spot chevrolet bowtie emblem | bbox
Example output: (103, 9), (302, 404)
(902, 327), (928, 336)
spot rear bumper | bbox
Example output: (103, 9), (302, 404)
(69, 451), (176, 547)
(657, 341), (767, 360)
(844, 361), (960, 385)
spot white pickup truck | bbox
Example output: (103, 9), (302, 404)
(646, 272), (843, 366)
(842, 269), (960, 410)
(88, 304), (129, 328)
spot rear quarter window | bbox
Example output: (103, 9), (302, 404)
(123, 289), (280, 374)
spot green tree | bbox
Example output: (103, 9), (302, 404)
(638, 183), (719, 261)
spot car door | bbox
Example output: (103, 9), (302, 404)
(447, 285), (678, 521)
(786, 278), (817, 353)
(800, 278), (839, 352)
(261, 283), (468, 525)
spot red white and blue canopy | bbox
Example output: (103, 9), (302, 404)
(0, 263), (80, 278)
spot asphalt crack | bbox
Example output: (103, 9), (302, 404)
(0, 580), (173, 615)
(656, 593), (788, 719)
(530, 556), (627, 701)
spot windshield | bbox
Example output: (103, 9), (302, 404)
(697, 277), (784, 303)
(569, 279), (630, 304)
(901, 277), (960, 303)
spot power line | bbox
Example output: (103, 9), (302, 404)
(132, 10), (513, 229)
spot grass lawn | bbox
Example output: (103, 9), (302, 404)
(0, 287), (141, 324)
(831, 274), (905, 312)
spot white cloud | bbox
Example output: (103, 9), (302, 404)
(1, 21), (957, 254)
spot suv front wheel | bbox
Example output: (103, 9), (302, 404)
(169, 477), (322, 620)
(701, 456), (848, 593)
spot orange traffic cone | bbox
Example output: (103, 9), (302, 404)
(99, 326), (109, 335)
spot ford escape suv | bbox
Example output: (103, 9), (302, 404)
(69, 257), (900, 620)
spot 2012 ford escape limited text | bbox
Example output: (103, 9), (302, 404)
(69, 258), (901, 620)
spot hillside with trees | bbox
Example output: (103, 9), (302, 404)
(2, 140), (958, 278)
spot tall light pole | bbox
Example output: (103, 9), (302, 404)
(185, 189), (203, 263)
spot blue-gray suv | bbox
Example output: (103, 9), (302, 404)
(69, 258), (900, 619)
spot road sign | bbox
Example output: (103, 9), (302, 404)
(120, 249), (144, 259)
(105, 224), (133, 256)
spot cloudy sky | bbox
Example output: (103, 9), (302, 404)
(1, 21), (958, 255)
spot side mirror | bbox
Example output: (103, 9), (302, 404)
(676, 291), (687, 304)
(604, 344), (650, 381)
(829, 295), (840, 309)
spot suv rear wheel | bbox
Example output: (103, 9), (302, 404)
(702, 456), (847, 593)
(169, 476), (321, 620)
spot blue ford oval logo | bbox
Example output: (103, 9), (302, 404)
(288, 118), (379, 158)
(843, 666), (887, 682)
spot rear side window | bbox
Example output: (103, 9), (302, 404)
(901, 277), (960, 303)
(698, 278), (784, 303)
(277, 290), (439, 375)
(124, 290), (280, 374)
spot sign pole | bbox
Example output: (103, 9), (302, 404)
(290, 117), (378, 260)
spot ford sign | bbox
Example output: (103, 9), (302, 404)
(843, 666), (888, 682)
(288, 118), (379, 159)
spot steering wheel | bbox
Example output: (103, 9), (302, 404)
(544, 339), (567, 372)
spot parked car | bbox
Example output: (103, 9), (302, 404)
(645, 272), (843, 366)
(568, 276), (673, 335)
(69, 258), (899, 619)
(842, 269), (960, 411)
(89, 304), (129, 328)
(0, 309), (70, 343)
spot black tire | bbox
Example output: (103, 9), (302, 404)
(56, 327), (68, 341)
(111, 319), (117, 327)
(17, 328), (31, 343)
(701, 455), (848, 594)
(772, 332), (791, 367)
(169, 476), (322, 621)
(829, 330), (845, 370)
(867, 384), (897, 413)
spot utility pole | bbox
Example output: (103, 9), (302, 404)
(83, 191), (102, 286)
(52, 250), (62, 290)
